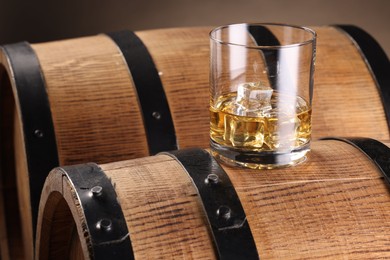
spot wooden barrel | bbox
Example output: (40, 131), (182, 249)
(35, 138), (390, 259)
(1, 25), (390, 259)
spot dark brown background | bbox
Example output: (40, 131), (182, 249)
(1, 0), (389, 57)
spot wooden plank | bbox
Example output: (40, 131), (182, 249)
(102, 155), (216, 259)
(32, 35), (149, 166)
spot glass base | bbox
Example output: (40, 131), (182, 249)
(210, 140), (309, 169)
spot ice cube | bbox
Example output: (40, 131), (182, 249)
(264, 111), (300, 150)
(224, 113), (265, 148)
(234, 82), (273, 116)
(296, 95), (310, 113)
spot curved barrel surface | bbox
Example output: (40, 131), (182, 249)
(0, 25), (389, 259)
(36, 138), (390, 259)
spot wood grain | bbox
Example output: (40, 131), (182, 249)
(224, 140), (390, 259)
(37, 155), (217, 260)
(35, 170), (90, 260)
(101, 155), (216, 259)
(32, 34), (149, 166)
(36, 139), (390, 259)
(138, 26), (390, 144)
(138, 28), (211, 149)
(312, 27), (389, 140)
(1, 25), (389, 259)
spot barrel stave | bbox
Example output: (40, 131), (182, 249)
(0, 25), (389, 259)
(36, 140), (390, 259)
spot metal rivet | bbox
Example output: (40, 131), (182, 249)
(152, 111), (161, 120)
(34, 129), (44, 138)
(217, 206), (231, 220)
(205, 173), (219, 185)
(96, 219), (112, 231)
(91, 186), (103, 197)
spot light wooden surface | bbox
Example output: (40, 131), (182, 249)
(137, 28), (211, 148)
(32, 34), (149, 165)
(1, 26), (389, 259)
(140, 26), (390, 143)
(35, 175), (84, 260)
(36, 156), (216, 259)
(224, 140), (390, 259)
(36, 139), (390, 259)
(313, 26), (389, 139)
(102, 156), (216, 259)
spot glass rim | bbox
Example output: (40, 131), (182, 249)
(209, 22), (317, 49)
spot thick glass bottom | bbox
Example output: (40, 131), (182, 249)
(210, 139), (309, 169)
